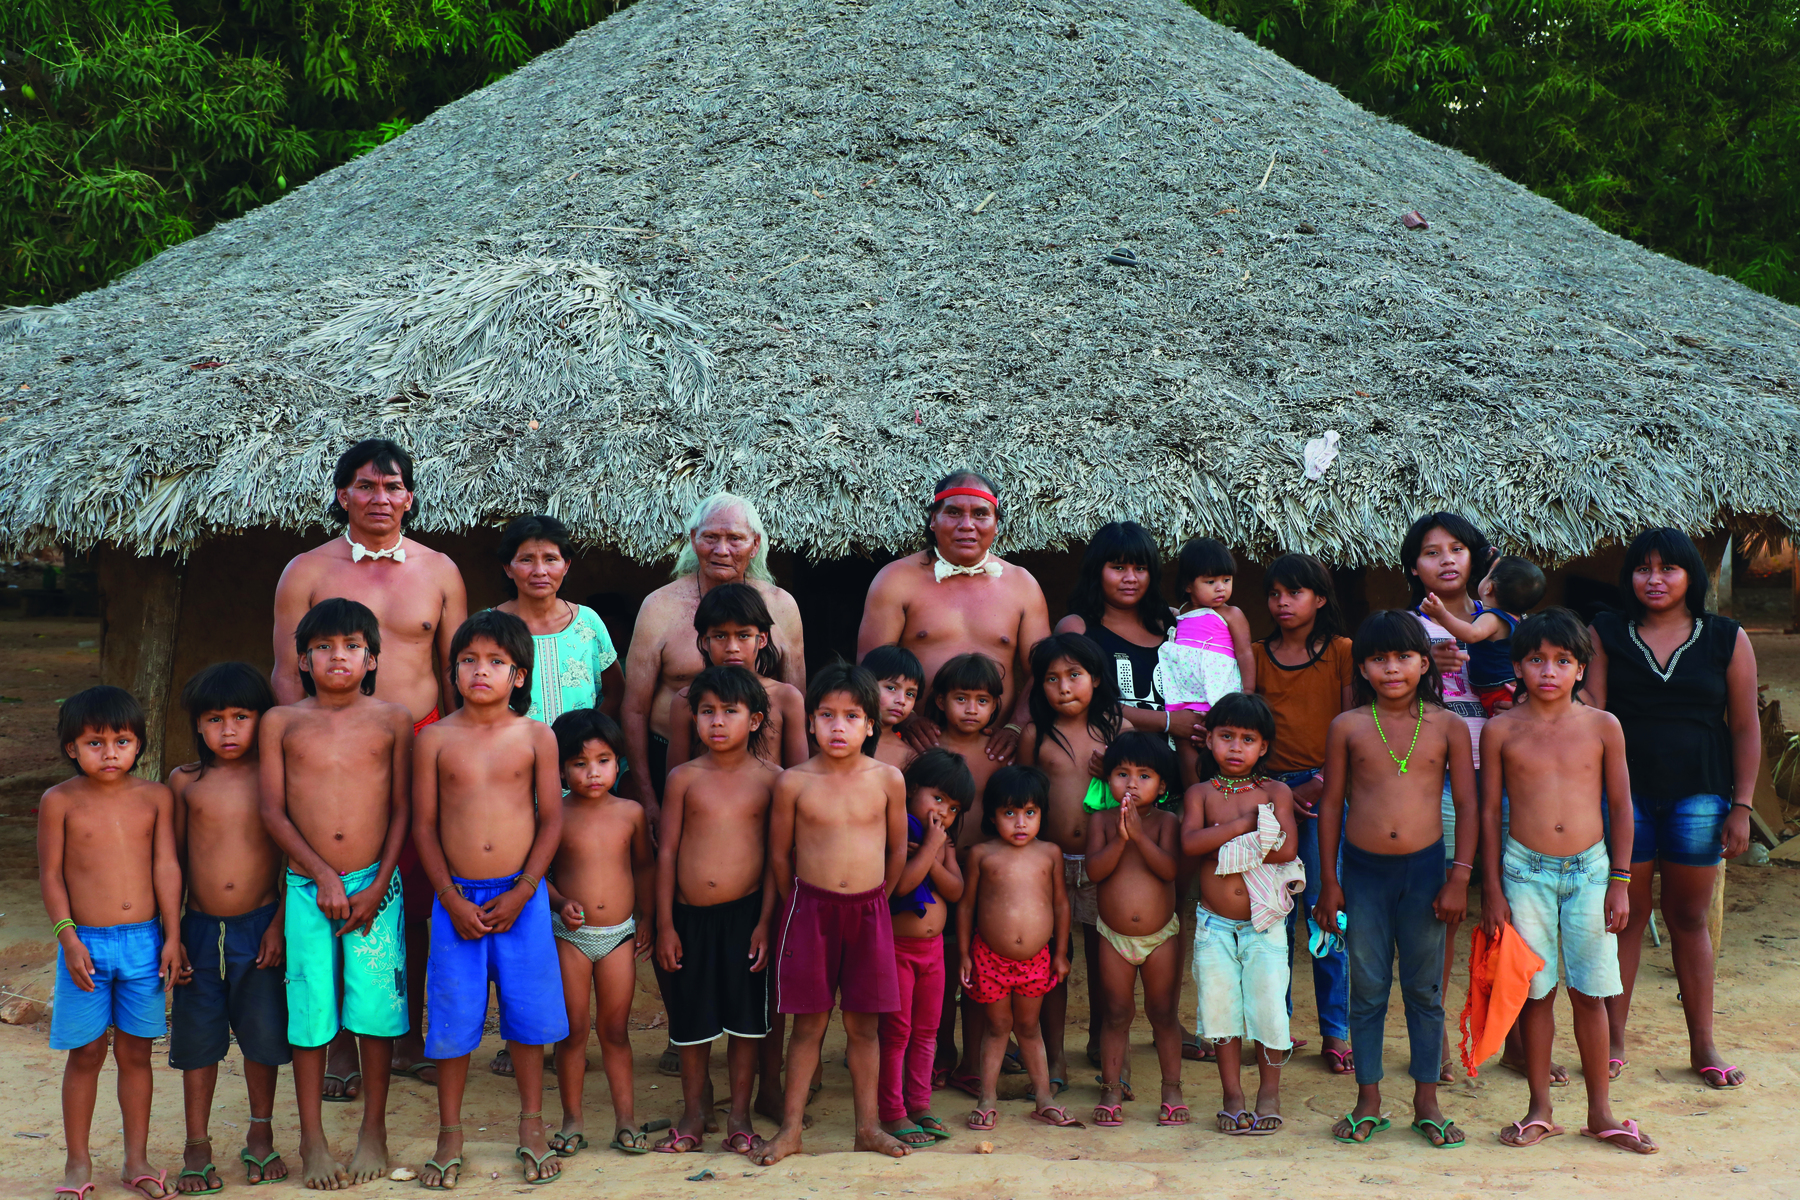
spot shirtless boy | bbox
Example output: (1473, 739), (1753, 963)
(1314, 611), (1475, 1149)
(1481, 610), (1653, 1154)
(413, 611), (568, 1186)
(1088, 732), (1186, 1128)
(862, 644), (925, 769)
(169, 664), (288, 1191)
(546, 709), (653, 1156)
(754, 663), (909, 1165)
(665, 583), (808, 770)
(1019, 632), (1121, 1085)
(657, 666), (781, 1155)
(1180, 696), (1300, 1136)
(259, 598), (412, 1189)
(41, 687), (182, 1200)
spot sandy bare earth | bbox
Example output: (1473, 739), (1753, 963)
(0, 618), (1795, 1198)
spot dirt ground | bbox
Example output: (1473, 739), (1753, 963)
(0, 617), (1796, 1198)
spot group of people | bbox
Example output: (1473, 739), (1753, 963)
(36, 439), (1758, 1197)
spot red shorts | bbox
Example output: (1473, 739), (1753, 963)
(398, 708), (442, 922)
(966, 934), (1057, 1005)
(774, 879), (900, 1015)
(1475, 684), (1515, 718)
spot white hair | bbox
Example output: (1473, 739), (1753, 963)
(672, 492), (773, 582)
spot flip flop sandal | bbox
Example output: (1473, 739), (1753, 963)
(176, 1165), (222, 1195)
(1028, 1106), (1085, 1128)
(489, 1052), (517, 1078)
(1580, 1118), (1658, 1155)
(930, 1067), (950, 1089)
(885, 1126), (936, 1147)
(946, 1071), (983, 1099)
(653, 1131), (702, 1154)
(394, 1062), (439, 1086)
(1216, 1110), (1253, 1134)
(1411, 1117), (1465, 1149)
(657, 1047), (682, 1077)
(1049, 1077), (1066, 1096)
(1697, 1065), (1744, 1090)
(1333, 1113), (1390, 1144)
(1092, 1103), (1124, 1127)
(322, 1071), (360, 1102)
(913, 1114), (953, 1141)
(1181, 1041), (1217, 1063)
(240, 1145), (286, 1185)
(1156, 1104), (1190, 1127)
(723, 1131), (768, 1155)
(1499, 1119), (1564, 1147)
(1238, 1113), (1283, 1137)
(1607, 1058), (1627, 1081)
(421, 1156), (462, 1189)
(1001, 1049), (1027, 1075)
(549, 1132), (587, 1157)
(126, 1170), (171, 1198)
(53, 1188), (95, 1200)
(1323, 1048), (1353, 1075)
(966, 1108), (998, 1131)
(608, 1129), (651, 1155)
(514, 1145), (562, 1184)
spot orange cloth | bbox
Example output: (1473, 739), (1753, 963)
(1458, 922), (1546, 1078)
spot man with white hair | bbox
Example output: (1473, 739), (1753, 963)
(620, 492), (805, 812)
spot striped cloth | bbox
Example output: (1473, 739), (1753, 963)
(1213, 801), (1307, 932)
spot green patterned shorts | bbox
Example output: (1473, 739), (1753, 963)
(284, 862), (408, 1048)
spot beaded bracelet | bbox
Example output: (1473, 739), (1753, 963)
(52, 918), (76, 937)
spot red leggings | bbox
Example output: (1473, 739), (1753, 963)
(877, 934), (945, 1122)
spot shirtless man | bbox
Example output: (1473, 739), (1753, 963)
(857, 471), (1050, 764)
(622, 493), (805, 811)
(754, 664), (910, 1166)
(259, 598), (413, 1189)
(271, 438), (467, 1091)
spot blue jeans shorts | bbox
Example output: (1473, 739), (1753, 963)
(1193, 906), (1291, 1050)
(51, 918), (167, 1050)
(1501, 838), (1622, 1000)
(1630, 792), (1728, 868)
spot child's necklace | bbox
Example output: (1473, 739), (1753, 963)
(1211, 772), (1262, 795)
(1371, 698), (1424, 775)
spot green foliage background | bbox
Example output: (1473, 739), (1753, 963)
(3, 0), (1796, 307)
(1188, 0), (1800, 303)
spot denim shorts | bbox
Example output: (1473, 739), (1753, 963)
(1192, 906), (1290, 1050)
(1631, 792), (1728, 868)
(1501, 838), (1622, 1000)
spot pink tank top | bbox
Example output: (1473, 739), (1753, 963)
(1172, 608), (1234, 656)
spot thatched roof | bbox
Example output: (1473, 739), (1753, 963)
(3, 0), (1799, 565)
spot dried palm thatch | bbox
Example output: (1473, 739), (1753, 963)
(2, 0), (1798, 565)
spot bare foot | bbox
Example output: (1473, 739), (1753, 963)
(345, 1126), (388, 1184)
(753, 1092), (812, 1129)
(177, 1138), (220, 1194)
(854, 1127), (911, 1158)
(420, 1126), (463, 1189)
(751, 1125), (804, 1166)
(1498, 1049), (1569, 1086)
(297, 1132), (346, 1191)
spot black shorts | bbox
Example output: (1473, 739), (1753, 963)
(169, 903), (293, 1070)
(667, 891), (769, 1045)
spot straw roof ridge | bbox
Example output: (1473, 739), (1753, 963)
(3, 0), (1798, 564)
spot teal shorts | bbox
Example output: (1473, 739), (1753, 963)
(284, 862), (408, 1048)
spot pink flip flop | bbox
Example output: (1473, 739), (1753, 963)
(1697, 1064), (1743, 1090)
(1323, 1048), (1353, 1075)
(54, 1187), (95, 1200)
(652, 1131), (702, 1154)
(966, 1108), (997, 1131)
(126, 1171), (171, 1199)
(1092, 1103), (1123, 1127)
(1499, 1119), (1564, 1147)
(1029, 1106), (1085, 1129)
(1156, 1104), (1191, 1127)
(1580, 1118), (1658, 1155)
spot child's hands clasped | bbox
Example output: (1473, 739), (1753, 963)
(1117, 802), (1142, 842)
(480, 883), (532, 933)
(339, 879), (387, 937)
(444, 892), (494, 940)
(314, 876), (353, 924)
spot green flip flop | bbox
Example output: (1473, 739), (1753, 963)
(1333, 1113), (1391, 1144)
(239, 1147), (284, 1186)
(887, 1125), (936, 1147)
(608, 1129), (651, 1154)
(1411, 1117), (1465, 1149)
(421, 1157), (461, 1190)
(177, 1165), (222, 1195)
(549, 1131), (587, 1157)
(321, 1071), (360, 1103)
(913, 1114), (954, 1141)
(515, 1144), (563, 1184)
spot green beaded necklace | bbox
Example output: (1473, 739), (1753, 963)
(1371, 697), (1424, 775)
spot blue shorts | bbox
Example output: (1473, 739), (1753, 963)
(425, 873), (569, 1059)
(51, 918), (167, 1051)
(170, 903), (292, 1069)
(1631, 792), (1728, 868)
(1501, 838), (1622, 1000)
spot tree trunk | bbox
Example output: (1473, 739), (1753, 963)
(130, 556), (185, 781)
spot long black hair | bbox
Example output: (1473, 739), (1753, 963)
(1400, 512), (1493, 608)
(1617, 528), (1710, 620)
(1027, 633), (1121, 760)
(496, 514), (576, 598)
(180, 662), (277, 774)
(1263, 553), (1347, 657)
(1068, 521), (1175, 638)
(1350, 610), (1444, 707)
(695, 581), (785, 680)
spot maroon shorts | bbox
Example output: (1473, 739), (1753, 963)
(966, 934), (1057, 1005)
(774, 879), (900, 1015)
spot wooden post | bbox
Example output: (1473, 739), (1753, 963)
(1791, 542), (1800, 634)
(130, 556), (184, 781)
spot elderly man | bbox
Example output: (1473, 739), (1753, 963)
(620, 492), (805, 810)
(856, 470), (1050, 762)
(271, 438), (468, 1094)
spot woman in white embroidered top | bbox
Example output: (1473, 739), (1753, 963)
(492, 514), (623, 726)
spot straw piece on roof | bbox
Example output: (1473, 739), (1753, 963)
(2, 0), (1798, 563)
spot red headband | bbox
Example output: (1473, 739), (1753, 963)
(933, 486), (998, 506)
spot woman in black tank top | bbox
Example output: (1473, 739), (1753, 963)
(1055, 522), (1180, 737)
(1585, 528), (1760, 1090)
